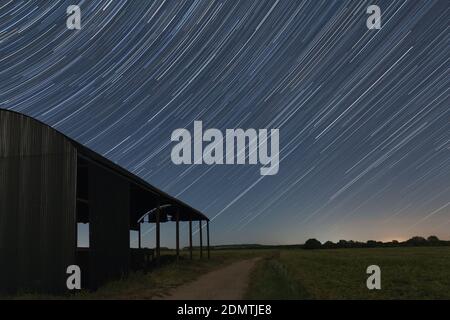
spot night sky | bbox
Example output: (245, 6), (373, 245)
(1, 0), (448, 247)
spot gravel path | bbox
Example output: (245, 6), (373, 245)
(157, 258), (261, 300)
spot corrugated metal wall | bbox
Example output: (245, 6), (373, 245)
(0, 110), (77, 293)
(88, 161), (130, 290)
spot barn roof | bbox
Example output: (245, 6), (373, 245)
(0, 108), (209, 224)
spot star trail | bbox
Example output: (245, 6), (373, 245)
(0, 0), (448, 247)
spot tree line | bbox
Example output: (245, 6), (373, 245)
(303, 235), (450, 249)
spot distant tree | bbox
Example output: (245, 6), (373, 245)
(406, 236), (427, 246)
(366, 240), (377, 248)
(304, 238), (322, 249)
(322, 241), (336, 249)
(357, 241), (366, 248)
(386, 240), (400, 247)
(427, 235), (440, 242)
(337, 240), (348, 248)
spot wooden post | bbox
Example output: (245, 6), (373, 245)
(138, 222), (141, 249)
(176, 209), (180, 262)
(207, 220), (210, 259)
(199, 220), (203, 259)
(156, 206), (160, 263)
(189, 215), (193, 260)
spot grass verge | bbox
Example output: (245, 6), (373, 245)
(4, 249), (272, 300)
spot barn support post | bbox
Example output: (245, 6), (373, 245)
(176, 209), (180, 262)
(156, 205), (161, 264)
(199, 220), (203, 259)
(138, 221), (141, 249)
(207, 220), (210, 259)
(189, 215), (193, 260)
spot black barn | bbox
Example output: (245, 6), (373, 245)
(0, 109), (209, 294)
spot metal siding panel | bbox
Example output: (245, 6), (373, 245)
(89, 162), (130, 289)
(0, 157), (19, 292)
(0, 110), (77, 293)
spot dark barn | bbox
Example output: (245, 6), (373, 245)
(0, 109), (210, 294)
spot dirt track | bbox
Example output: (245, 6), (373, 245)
(156, 258), (261, 300)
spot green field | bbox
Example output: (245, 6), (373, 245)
(4, 247), (450, 299)
(246, 247), (450, 299)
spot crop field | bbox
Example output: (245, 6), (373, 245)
(246, 247), (450, 299)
